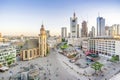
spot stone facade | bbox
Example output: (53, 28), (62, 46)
(20, 24), (48, 61)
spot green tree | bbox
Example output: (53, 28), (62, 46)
(110, 55), (119, 62)
(62, 38), (65, 42)
(4, 54), (15, 66)
(91, 62), (103, 74)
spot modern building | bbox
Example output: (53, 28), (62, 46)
(0, 43), (16, 66)
(82, 38), (89, 53)
(89, 26), (95, 37)
(111, 24), (120, 36)
(77, 24), (80, 38)
(88, 31), (92, 37)
(81, 21), (88, 37)
(97, 17), (105, 36)
(46, 30), (50, 38)
(89, 37), (120, 58)
(70, 12), (79, 38)
(91, 26), (95, 37)
(61, 27), (67, 38)
(67, 38), (82, 47)
(105, 26), (110, 36)
(20, 24), (49, 61)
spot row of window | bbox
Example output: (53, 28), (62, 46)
(24, 49), (39, 58)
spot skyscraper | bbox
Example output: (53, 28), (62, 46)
(91, 26), (95, 37)
(111, 24), (120, 36)
(61, 27), (67, 38)
(46, 30), (50, 38)
(97, 17), (105, 36)
(81, 21), (88, 37)
(77, 24), (80, 38)
(70, 12), (79, 38)
(105, 26), (110, 36)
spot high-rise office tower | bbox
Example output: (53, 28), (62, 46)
(91, 26), (95, 37)
(81, 21), (88, 37)
(97, 16), (105, 36)
(70, 12), (79, 38)
(77, 24), (80, 38)
(111, 24), (120, 36)
(105, 26), (110, 36)
(61, 27), (67, 38)
(46, 30), (50, 38)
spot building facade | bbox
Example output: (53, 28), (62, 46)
(91, 26), (95, 37)
(0, 44), (16, 66)
(70, 12), (79, 38)
(82, 38), (89, 53)
(81, 21), (88, 37)
(46, 30), (50, 38)
(111, 24), (120, 36)
(20, 24), (49, 61)
(97, 17), (105, 36)
(61, 27), (67, 38)
(89, 37), (120, 58)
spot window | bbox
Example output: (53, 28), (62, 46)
(37, 49), (39, 55)
(30, 50), (32, 57)
(25, 51), (27, 58)
(34, 50), (36, 55)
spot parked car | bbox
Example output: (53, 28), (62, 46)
(0, 66), (9, 72)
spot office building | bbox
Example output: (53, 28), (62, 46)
(97, 17), (105, 36)
(0, 43), (16, 66)
(89, 37), (120, 58)
(70, 12), (79, 38)
(61, 27), (67, 38)
(46, 30), (50, 38)
(91, 26), (95, 37)
(81, 21), (88, 37)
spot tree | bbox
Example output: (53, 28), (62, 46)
(62, 38), (65, 42)
(4, 54), (15, 66)
(110, 55), (119, 62)
(91, 62), (103, 74)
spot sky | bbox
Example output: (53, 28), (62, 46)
(0, 0), (120, 36)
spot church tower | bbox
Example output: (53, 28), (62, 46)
(39, 24), (47, 57)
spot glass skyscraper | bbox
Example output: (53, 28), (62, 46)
(97, 17), (105, 36)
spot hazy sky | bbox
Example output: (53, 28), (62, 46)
(0, 0), (120, 36)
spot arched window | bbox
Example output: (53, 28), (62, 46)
(30, 50), (32, 57)
(25, 51), (27, 58)
(34, 50), (36, 55)
(37, 49), (39, 55)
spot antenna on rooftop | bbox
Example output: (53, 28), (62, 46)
(98, 12), (100, 17)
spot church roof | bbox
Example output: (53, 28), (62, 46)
(21, 39), (39, 50)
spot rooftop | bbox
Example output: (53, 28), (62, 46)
(21, 39), (39, 50)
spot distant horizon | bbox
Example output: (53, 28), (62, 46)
(0, 0), (120, 36)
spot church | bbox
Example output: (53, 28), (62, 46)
(20, 24), (49, 61)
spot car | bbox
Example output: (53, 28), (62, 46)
(0, 66), (9, 72)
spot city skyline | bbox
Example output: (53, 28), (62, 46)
(0, 0), (120, 36)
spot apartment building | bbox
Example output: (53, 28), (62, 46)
(89, 37), (120, 58)
(0, 43), (16, 66)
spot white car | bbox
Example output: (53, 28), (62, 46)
(0, 66), (9, 72)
